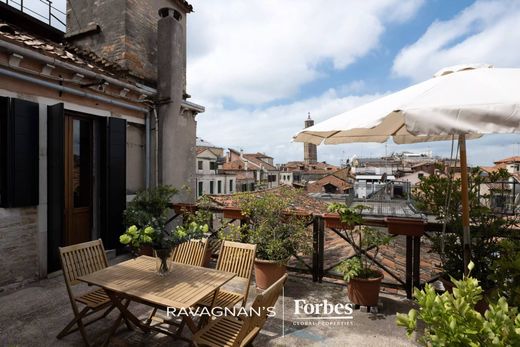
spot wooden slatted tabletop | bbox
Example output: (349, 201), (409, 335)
(79, 256), (235, 309)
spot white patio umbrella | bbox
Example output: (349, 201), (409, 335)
(293, 64), (520, 274)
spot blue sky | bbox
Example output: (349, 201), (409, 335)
(188, 0), (520, 166)
(16, 0), (520, 166)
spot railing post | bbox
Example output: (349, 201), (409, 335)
(413, 236), (421, 291)
(405, 236), (413, 299)
(312, 216), (319, 282)
(317, 216), (324, 283)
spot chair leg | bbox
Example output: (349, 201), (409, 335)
(77, 316), (91, 347)
(57, 307), (89, 339)
(101, 303), (116, 318)
(145, 307), (158, 326)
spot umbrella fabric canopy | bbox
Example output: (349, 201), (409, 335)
(294, 64), (520, 274)
(294, 65), (520, 145)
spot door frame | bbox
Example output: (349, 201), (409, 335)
(63, 112), (94, 246)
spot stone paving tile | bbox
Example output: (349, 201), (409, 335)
(0, 264), (418, 347)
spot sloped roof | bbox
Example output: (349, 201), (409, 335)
(494, 156), (520, 164)
(0, 21), (131, 81)
(209, 186), (328, 215)
(242, 154), (277, 171)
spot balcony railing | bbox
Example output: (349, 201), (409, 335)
(2, 0), (66, 31)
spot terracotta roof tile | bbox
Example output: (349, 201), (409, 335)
(0, 21), (133, 82)
(494, 156), (520, 164)
(208, 186), (328, 215)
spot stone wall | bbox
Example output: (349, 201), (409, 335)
(67, 0), (188, 84)
(126, 123), (146, 193)
(0, 207), (39, 292)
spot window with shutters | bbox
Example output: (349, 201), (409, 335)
(198, 181), (203, 196)
(209, 181), (214, 194)
(198, 160), (203, 170)
(229, 179), (233, 192)
(217, 180), (222, 194)
(0, 97), (39, 207)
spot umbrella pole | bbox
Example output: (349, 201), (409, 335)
(459, 134), (471, 275)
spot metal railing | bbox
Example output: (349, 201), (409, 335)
(2, 0), (66, 31)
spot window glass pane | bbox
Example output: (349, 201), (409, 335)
(73, 119), (91, 207)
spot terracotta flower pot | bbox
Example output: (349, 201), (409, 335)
(347, 271), (384, 307)
(322, 213), (349, 229)
(254, 259), (287, 290)
(385, 217), (426, 236)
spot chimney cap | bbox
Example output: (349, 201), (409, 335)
(158, 7), (182, 21)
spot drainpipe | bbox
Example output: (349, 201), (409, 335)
(145, 110), (151, 188)
(0, 66), (148, 112)
(153, 107), (159, 186)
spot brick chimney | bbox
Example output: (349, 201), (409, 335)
(157, 6), (196, 202)
(65, 0), (193, 86)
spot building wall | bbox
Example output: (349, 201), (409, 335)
(280, 172), (294, 185)
(0, 208), (39, 291)
(0, 87), (146, 290)
(126, 124), (146, 193)
(67, 0), (188, 84)
(197, 175), (236, 196)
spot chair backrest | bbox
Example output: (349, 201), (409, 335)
(216, 240), (256, 280)
(59, 239), (109, 286)
(237, 274), (288, 346)
(171, 238), (208, 267)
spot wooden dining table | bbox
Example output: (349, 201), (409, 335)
(79, 255), (236, 345)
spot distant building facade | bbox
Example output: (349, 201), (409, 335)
(196, 145), (236, 197)
(221, 149), (279, 191)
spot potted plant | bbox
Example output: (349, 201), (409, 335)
(123, 185), (178, 256)
(329, 203), (391, 307)
(397, 261), (520, 346)
(235, 187), (311, 289)
(120, 221), (207, 275)
(413, 167), (515, 303)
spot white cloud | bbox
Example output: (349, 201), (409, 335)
(188, 0), (424, 105)
(392, 0), (520, 81)
(196, 85), (520, 167)
(196, 88), (383, 164)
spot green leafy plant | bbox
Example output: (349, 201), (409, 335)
(329, 203), (391, 280)
(413, 167), (517, 289)
(235, 187), (312, 263)
(489, 238), (520, 308)
(397, 261), (520, 346)
(124, 185), (178, 231)
(120, 221), (206, 250)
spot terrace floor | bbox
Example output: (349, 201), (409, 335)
(0, 256), (418, 347)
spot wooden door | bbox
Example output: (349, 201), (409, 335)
(64, 115), (93, 245)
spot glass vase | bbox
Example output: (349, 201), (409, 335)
(154, 248), (172, 276)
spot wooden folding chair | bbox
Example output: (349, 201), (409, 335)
(193, 274), (288, 347)
(146, 238), (209, 335)
(57, 239), (116, 346)
(197, 240), (257, 309)
(171, 238), (209, 267)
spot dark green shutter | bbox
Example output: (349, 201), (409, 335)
(101, 117), (127, 250)
(47, 103), (64, 272)
(0, 97), (39, 207)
